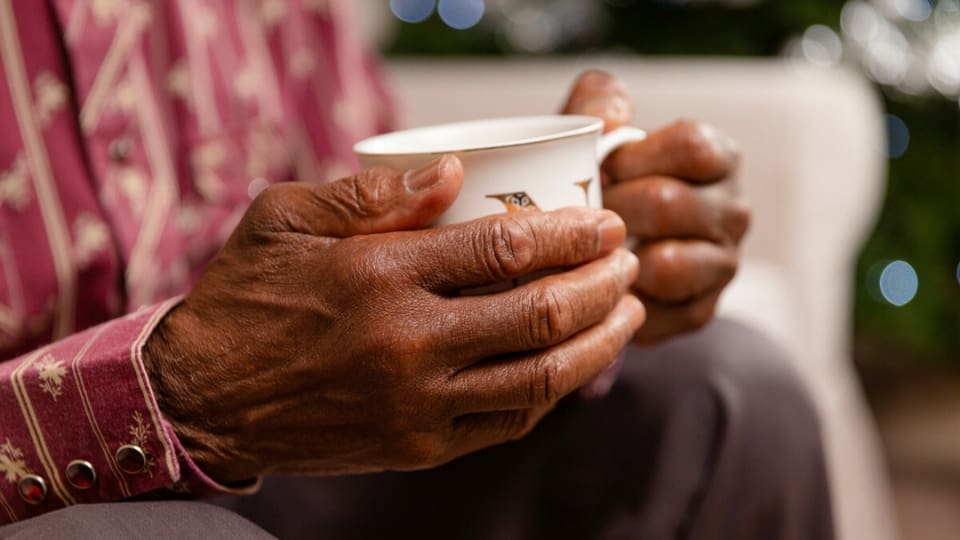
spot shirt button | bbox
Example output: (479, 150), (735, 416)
(115, 444), (147, 474)
(66, 460), (97, 489)
(18, 474), (48, 505)
(108, 137), (132, 163)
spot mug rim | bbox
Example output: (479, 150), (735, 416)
(353, 115), (604, 157)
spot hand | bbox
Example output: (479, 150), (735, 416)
(564, 70), (750, 345)
(144, 155), (644, 484)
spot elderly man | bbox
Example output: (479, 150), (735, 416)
(0, 1), (832, 538)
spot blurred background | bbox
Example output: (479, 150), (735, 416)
(357, 1), (960, 539)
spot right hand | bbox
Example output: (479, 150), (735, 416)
(144, 155), (644, 485)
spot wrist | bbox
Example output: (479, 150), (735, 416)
(143, 305), (254, 485)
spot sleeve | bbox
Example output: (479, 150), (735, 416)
(0, 297), (260, 524)
(0, 2), (257, 524)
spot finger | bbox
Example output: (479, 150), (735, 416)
(603, 176), (750, 243)
(447, 405), (554, 458)
(632, 288), (724, 345)
(604, 119), (740, 183)
(561, 70), (634, 133)
(399, 206), (627, 292)
(445, 295), (645, 414)
(246, 155), (464, 237)
(632, 240), (737, 303)
(439, 249), (639, 362)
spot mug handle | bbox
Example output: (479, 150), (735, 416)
(596, 126), (646, 252)
(596, 126), (647, 163)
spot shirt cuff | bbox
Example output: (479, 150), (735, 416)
(0, 297), (258, 525)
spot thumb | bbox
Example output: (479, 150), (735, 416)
(561, 70), (634, 134)
(249, 154), (464, 238)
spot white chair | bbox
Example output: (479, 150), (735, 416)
(384, 57), (896, 540)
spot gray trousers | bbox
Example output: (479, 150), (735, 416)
(0, 319), (833, 540)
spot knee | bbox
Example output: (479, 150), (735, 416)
(622, 318), (823, 452)
(0, 501), (272, 539)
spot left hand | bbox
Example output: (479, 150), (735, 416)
(563, 70), (750, 345)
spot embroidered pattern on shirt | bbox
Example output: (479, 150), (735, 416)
(73, 213), (110, 269)
(128, 411), (156, 477)
(0, 153), (31, 211)
(0, 439), (29, 484)
(259, 0), (287, 27)
(33, 72), (68, 127)
(35, 353), (67, 400)
(91, 0), (123, 26)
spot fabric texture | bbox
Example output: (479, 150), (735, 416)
(0, 501), (274, 539)
(0, 0), (387, 523)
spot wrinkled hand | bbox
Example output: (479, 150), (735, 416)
(564, 70), (750, 345)
(144, 155), (644, 484)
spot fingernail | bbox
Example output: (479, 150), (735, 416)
(701, 123), (739, 159)
(598, 212), (626, 252)
(602, 95), (632, 123)
(579, 353), (624, 400)
(403, 154), (454, 193)
(620, 250), (640, 284)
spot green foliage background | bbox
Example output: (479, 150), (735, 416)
(386, 1), (960, 363)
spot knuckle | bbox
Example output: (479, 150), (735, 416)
(529, 354), (571, 406)
(241, 184), (298, 238)
(526, 288), (574, 348)
(338, 168), (393, 219)
(648, 243), (684, 295)
(251, 183), (287, 208)
(672, 120), (727, 177)
(647, 180), (683, 216)
(332, 238), (412, 294)
(673, 120), (712, 156)
(480, 218), (537, 279)
(246, 184), (289, 221)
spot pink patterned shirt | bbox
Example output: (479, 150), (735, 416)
(0, 0), (391, 523)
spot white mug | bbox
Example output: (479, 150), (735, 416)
(353, 115), (646, 226)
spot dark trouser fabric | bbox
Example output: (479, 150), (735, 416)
(0, 501), (272, 539)
(1, 319), (833, 540)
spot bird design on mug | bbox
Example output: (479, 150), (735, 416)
(486, 191), (540, 212)
(574, 178), (593, 206)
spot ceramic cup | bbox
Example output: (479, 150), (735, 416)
(353, 115), (646, 226)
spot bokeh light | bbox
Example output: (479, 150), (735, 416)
(864, 24), (910, 86)
(893, 0), (932, 23)
(841, 1), (881, 45)
(503, 7), (559, 53)
(801, 25), (843, 67)
(879, 260), (919, 306)
(390, 0), (436, 24)
(438, 0), (485, 30)
(885, 114), (910, 158)
(928, 32), (960, 95)
(828, 0), (960, 101)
